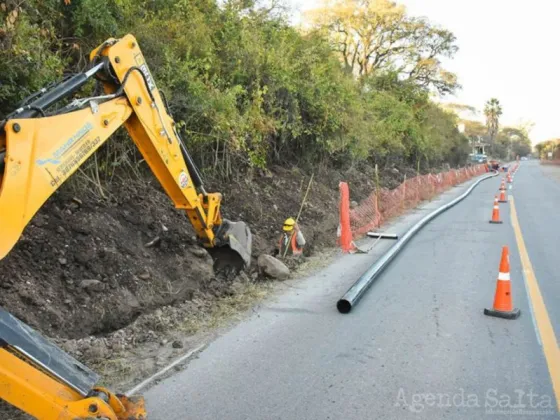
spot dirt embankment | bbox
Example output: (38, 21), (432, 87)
(0, 161), (425, 337)
(0, 162), (416, 402)
(1, 179), (217, 339)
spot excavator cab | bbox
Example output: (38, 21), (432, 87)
(0, 34), (252, 419)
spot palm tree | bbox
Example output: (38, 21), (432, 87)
(484, 98), (502, 156)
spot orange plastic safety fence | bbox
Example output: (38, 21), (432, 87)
(349, 164), (487, 238)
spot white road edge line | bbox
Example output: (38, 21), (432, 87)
(125, 343), (206, 396)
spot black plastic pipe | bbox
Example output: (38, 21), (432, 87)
(337, 171), (498, 314)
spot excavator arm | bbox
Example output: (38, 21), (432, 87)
(0, 34), (251, 266)
(0, 35), (252, 419)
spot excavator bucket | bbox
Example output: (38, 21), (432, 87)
(211, 219), (252, 274)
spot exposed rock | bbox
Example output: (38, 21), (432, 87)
(257, 254), (290, 280)
(144, 236), (161, 248)
(172, 339), (184, 349)
(79, 279), (105, 292)
(83, 341), (109, 361)
(120, 289), (140, 309)
(74, 250), (94, 264)
(33, 214), (48, 227)
(191, 248), (208, 258)
(69, 221), (90, 235)
(61, 340), (79, 356)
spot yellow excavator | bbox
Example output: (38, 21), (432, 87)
(0, 34), (252, 419)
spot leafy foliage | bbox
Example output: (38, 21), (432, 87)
(535, 139), (559, 159)
(463, 114), (532, 160)
(484, 98), (502, 144)
(305, 0), (459, 94)
(0, 0), (472, 179)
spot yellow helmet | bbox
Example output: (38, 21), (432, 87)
(283, 217), (296, 232)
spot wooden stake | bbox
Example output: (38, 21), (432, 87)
(282, 173), (314, 259)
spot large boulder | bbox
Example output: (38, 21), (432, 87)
(257, 254), (290, 280)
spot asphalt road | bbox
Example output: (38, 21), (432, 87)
(145, 160), (559, 419)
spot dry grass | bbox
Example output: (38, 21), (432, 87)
(92, 280), (271, 391)
(0, 275), (291, 419)
(95, 356), (134, 380)
(179, 281), (270, 333)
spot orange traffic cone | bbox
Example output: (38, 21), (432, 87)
(507, 173), (512, 183)
(498, 185), (508, 203)
(484, 246), (520, 319)
(338, 182), (357, 253)
(489, 196), (502, 224)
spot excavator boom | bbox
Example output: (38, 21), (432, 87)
(0, 34), (251, 266)
(0, 34), (252, 419)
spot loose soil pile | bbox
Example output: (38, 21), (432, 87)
(0, 161), (420, 418)
(0, 161), (422, 341)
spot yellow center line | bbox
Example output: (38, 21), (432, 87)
(510, 196), (560, 411)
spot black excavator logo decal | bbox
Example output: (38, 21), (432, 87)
(134, 53), (156, 91)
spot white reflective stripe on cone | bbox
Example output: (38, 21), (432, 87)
(498, 272), (510, 281)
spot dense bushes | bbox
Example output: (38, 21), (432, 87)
(0, 0), (470, 178)
(535, 139), (560, 159)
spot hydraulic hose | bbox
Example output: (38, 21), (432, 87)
(337, 171), (498, 314)
(11, 63), (104, 120)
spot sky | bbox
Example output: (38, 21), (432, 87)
(287, 0), (560, 144)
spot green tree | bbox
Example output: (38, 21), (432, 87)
(500, 126), (532, 159)
(305, 0), (459, 94)
(462, 120), (486, 139)
(0, 0), (493, 180)
(484, 98), (502, 143)
(535, 139), (559, 159)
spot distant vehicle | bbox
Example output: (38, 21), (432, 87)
(469, 153), (487, 163)
(521, 156), (528, 161)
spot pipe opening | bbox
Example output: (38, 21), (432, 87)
(337, 299), (352, 314)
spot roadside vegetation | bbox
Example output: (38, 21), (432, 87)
(535, 139), (560, 159)
(1, 0), (477, 182)
(448, 98), (532, 161)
